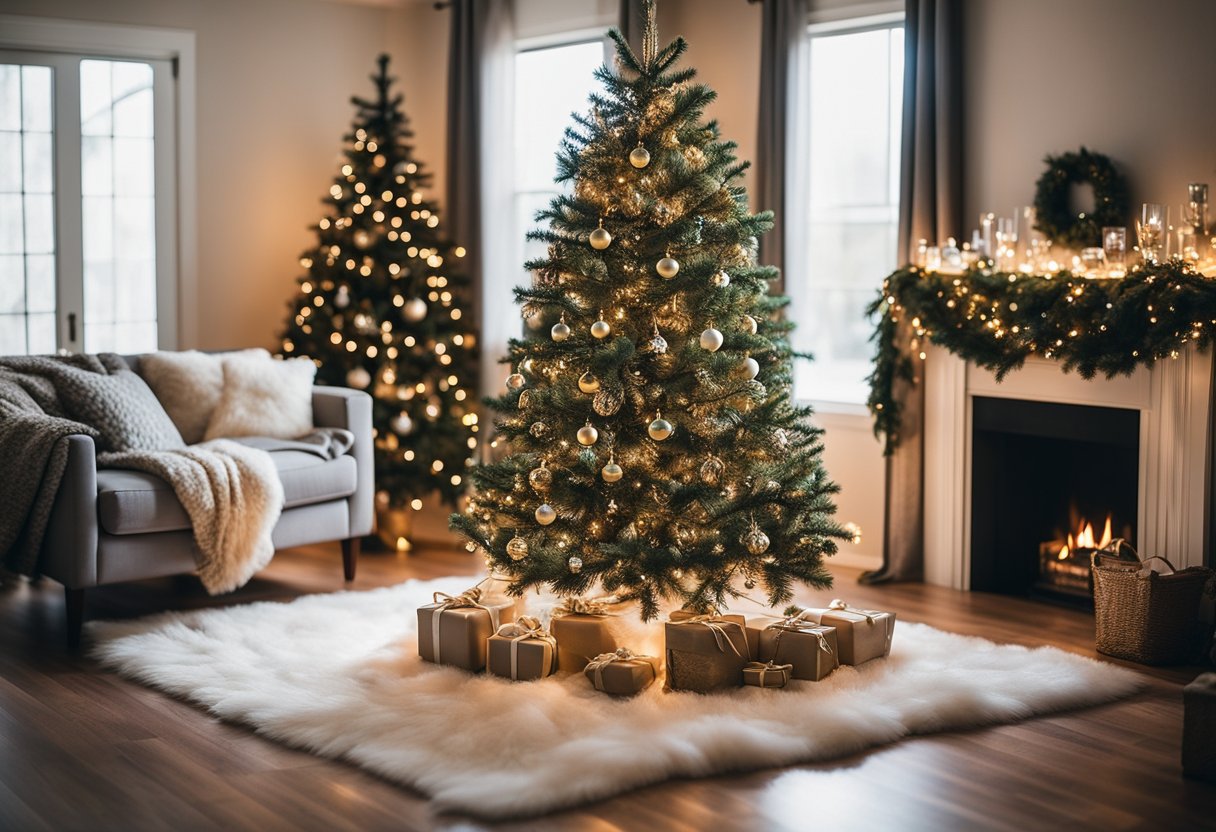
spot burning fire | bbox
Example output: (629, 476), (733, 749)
(1055, 515), (1113, 560)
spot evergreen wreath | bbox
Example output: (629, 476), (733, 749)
(1032, 147), (1129, 249)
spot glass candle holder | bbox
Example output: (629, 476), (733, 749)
(1103, 226), (1127, 275)
(1138, 203), (1165, 264)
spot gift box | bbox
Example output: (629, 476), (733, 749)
(793, 600), (895, 666)
(487, 616), (558, 681)
(742, 661), (793, 688)
(584, 647), (660, 696)
(551, 595), (632, 672)
(749, 616), (839, 681)
(664, 616), (752, 693)
(417, 585), (518, 672)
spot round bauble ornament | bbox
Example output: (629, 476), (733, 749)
(629, 144), (651, 168)
(506, 373), (526, 391)
(656, 256), (680, 279)
(334, 286), (351, 309)
(743, 578), (756, 590)
(700, 455), (724, 486)
(742, 315), (758, 335)
(711, 270), (731, 287)
(699, 328), (724, 352)
(648, 416), (674, 441)
(591, 318), (611, 339)
(577, 422), (599, 446)
(346, 367), (371, 389)
(535, 503), (557, 525)
(737, 356), (760, 380)
(742, 524), (770, 556)
(528, 465), (552, 492)
(601, 461), (623, 482)
(530, 421), (550, 439)
(403, 297), (428, 322)
(353, 229), (372, 250)
(578, 372), (601, 394)
(551, 320), (571, 342)
(506, 536), (529, 561)
(567, 555), (584, 574)
(589, 223), (612, 251)
(391, 411), (414, 435)
(649, 329), (668, 354)
(517, 389), (533, 410)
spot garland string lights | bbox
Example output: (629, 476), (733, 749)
(866, 262), (1216, 454)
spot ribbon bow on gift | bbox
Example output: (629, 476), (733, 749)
(766, 614), (834, 656)
(675, 614), (749, 659)
(428, 581), (506, 663)
(554, 594), (622, 617)
(584, 647), (656, 690)
(495, 615), (556, 680)
(826, 598), (877, 624)
(744, 660), (793, 688)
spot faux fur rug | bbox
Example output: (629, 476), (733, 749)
(90, 577), (1144, 819)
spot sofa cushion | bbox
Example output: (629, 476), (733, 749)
(97, 447), (358, 536)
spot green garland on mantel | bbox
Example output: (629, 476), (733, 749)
(866, 262), (1216, 455)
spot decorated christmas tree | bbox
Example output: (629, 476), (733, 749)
(281, 55), (479, 521)
(451, 5), (846, 619)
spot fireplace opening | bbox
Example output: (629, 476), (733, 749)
(970, 397), (1139, 606)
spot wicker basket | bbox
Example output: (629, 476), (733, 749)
(1092, 544), (1213, 665)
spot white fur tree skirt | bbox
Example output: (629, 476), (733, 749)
(90, 576), (1143, 819)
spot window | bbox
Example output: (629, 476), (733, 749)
(0, 45), (177, 355)
(794, 15), (904, 405)
(512, 38), (605, 284)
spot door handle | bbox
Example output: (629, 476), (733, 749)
(67, 312), (76, 343)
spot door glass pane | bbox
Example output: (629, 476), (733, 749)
(80, 59), (157, 353)
(0, 63), (56, 355)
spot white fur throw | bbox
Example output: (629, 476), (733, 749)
(90, 577), (1145, 818)
(139, 349), (263, 444)
(204, 352), (316, 441)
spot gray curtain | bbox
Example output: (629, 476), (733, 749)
(755, 0), (809, 289)
(863, 0), (963, 584)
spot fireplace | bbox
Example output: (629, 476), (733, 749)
(970, 397), (1138, 605)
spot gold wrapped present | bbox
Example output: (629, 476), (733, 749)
(551, 595), (632, 672)
(748, 616), (839, 681)
(584, 647), (660, 696)
(487, 616), (557, 681)
(792, 599), (895, 665)
(417, 584), (518, 672)
(742, 661), (793, 688)
(664, 616), (752, 693)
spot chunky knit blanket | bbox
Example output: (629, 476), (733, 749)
(0, 354), (300, 594)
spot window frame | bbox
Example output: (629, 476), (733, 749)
(0, 14), (197, 351)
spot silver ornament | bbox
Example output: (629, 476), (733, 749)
(742, 522), (770, 555)
(742, 314), (758, 334)
(589, 225), (612, 250)
(530, 421), (549, 438)
(506, 536), (529, 560)
(591, 319), (611, 339)
(402, 297), (428, 322)
(506, 373), (526, 390)
(648, 417), (674, 441)
(601, 461), (623, 482)
(391, 411), (413, 435)
(551, 320), (571, 342)
(700, 455), (724, 486)
(528, 465), (552, 492)
(577, 422), (599, 446)
(578, 372), (601, 394)
(334, 286), (351, 309)
(592, 388), (623, 416)
(535, 503), (557, 525)
(656, 256), (680, 279)
(712, 270), (731, 287)
(699, 328), (724, 351)
(346, 367), (371, 389)
(567, 555), (584, 573)
(737, 356), (760, 380)
(649, 330), (668, 354)
(629, 145), (650, 168)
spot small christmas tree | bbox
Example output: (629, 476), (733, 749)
(451, 5), (846, 619)
(281, 55), (479, 517)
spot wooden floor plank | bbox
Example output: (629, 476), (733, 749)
(0, 539), (1213, 831)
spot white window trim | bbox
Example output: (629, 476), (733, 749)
(0, 13), (198, 350)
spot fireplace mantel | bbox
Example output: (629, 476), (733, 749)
(922, 345), (1213, 589)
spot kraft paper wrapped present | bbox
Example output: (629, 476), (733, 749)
(583, 647), (661, 696)
(550, 595), (633, 672)
(664, 616), (752, 693)
(417, 583), (518, 672)
(791, 600), (895, 666)
(742, 661), (793, 689)
(748, 616), (839, 681)
(487, 616), (558, 681)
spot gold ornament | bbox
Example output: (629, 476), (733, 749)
(629, 144), (651, 168)
(737, 356), (760, 380)
(712, 270), (731, 287)
(578, 372), (601, 394)
(742, 314), (758, 334)
(353, 229), (372, 249)
(567, 555), (584, 573)
(742, 517), (770, 555)
(346, 367), (371, 389)
(403, 297), (428, 322)
(656, 256), (680, 279)
(592, 387), (623, 416)
(528, 464), (552, 492)
(589, 220), (612, 250)
(506, 536), (529, 560)
(577, 422), (599, 446)
(530, 421), (549, 438)
(551, 318), (571, 342)
(517, 389), (533, 409)
(506, 372), (526, 390)
(391, 411), (413, 435)
(648, 414), (674, 441)
(601, 460), (623, 482)
(591, 317), (611, 339)
(535, 503), (557, 525)
(700, 455), (724, 486)
(699, 327), (724, 351)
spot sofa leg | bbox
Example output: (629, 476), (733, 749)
(65, 588), (85, 649)
(341, 538), (359, 582)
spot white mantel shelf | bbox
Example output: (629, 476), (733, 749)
(923, 346), (1213, 589)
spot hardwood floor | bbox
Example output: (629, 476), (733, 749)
(1, 539), (1213, 831)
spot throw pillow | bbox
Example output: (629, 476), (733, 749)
(64, 354), (186, 453)
(204, 352), (316, 441)
(139, 349), (266, 444)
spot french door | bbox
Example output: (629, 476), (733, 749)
(0, 48), (176, 355)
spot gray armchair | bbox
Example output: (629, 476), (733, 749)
(38, 370), (374, 646)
